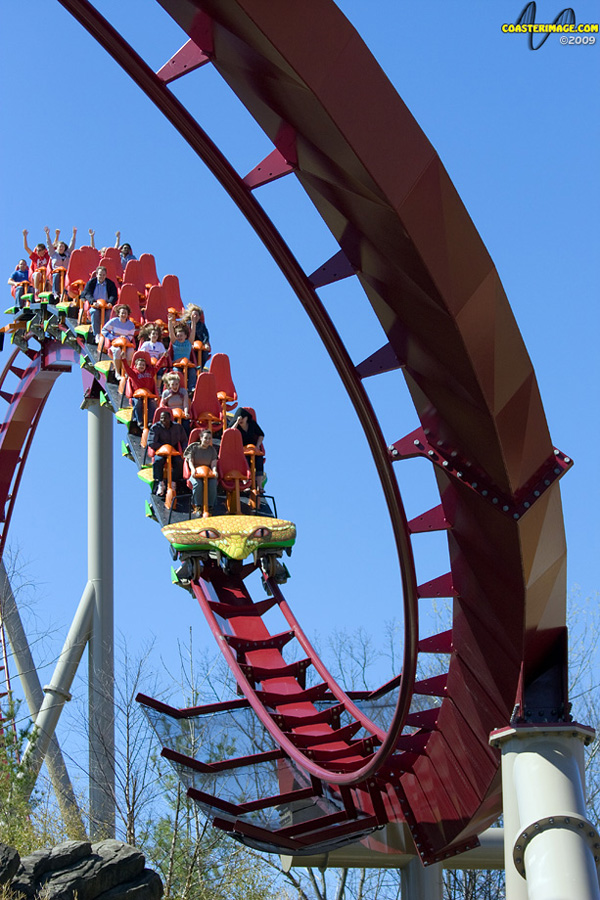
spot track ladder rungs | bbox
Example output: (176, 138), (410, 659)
(413, 673), (448, 697)
(225, 630), (295, 652)
(256, 682), (329, 707)
(207, 596), (278, 618)
(284, 720), (362, 748)
(307, 737), (376, 762)
(272, 702), (345, 730)
(418, 630), (453, 653)
(240, 657), (311, 683)
(405, 707), (440, 729)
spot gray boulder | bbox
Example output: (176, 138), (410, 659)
(95, 869), (164, 900)
(15, 841), (91, 884)
(0, 842), (20, 885)
(12, 839), (162, 900)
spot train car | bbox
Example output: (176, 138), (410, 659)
(2, 249), (296, 590)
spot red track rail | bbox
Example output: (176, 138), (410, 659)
(2, 0), (572, 865)
(0, 344), (75, 558)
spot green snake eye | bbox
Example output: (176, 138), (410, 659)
(199, 528), (221, 540)
(250, 527), (272, 540)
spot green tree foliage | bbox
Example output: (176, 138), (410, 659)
(0, 697), (39, 854)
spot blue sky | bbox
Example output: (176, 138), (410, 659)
(0, 0), (598, 785)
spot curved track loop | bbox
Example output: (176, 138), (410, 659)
(0, 343), (75, 558)
(56, 0), (420, 791)
(3, 0), (571, 865)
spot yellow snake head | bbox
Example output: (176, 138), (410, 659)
(162, 515), (296, 560)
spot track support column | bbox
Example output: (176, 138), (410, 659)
(87, 399), (115, 839)
(401, 858), (442, 899)
(491, 724), (599, 900)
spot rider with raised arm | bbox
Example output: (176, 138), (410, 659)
(22, 229), (50, 293)
(44, 225), (77, 298)
(115, 231), (137, 266)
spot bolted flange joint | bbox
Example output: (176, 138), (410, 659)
(513, 812), (600, 878)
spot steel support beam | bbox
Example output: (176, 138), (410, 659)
(401, 858), (443, 900)
(0, 560), (87, 837)
(20, 581), (94, 786)
(87, 400), (115, 839)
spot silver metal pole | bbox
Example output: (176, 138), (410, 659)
(20, 581), (94, 784)
(491, 724), (599, 900)
(401, 858), (443, 900)
(87, 400), (115, 839)
(0, 560), (87, 837)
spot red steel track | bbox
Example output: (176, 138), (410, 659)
(0, 0), (572, 865)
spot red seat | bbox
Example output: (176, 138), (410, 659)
(102, 247), (123, 280)
(151, 403), (187, 427)
(124, 350), (158, 446)
(139, 253), (159, 289)
(98, 255), (121, 287)
(189, 372), (221, 431)
(188, 426), (208, 444)
(122, 259), (147, 297)
(144, 284), (170, 325)
(79, 245), (101, 278)
(119, 283), (143, 326)
(161, 274), (183, 314)
(217, 428), (251, 514)
(65, 248), (93, 298)
(160, 339), (197, 390)
(123, 350), (155, 399)
(146, 406), (176, 461)
(208, 353), (238, 416)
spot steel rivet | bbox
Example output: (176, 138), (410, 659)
(492, 497), (498, 504)
(565, 457), (571, 463)
(503, 505), (509, 511)
(524, 501), (530, 508)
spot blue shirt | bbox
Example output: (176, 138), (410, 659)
(172, 339), (192, 361)
(11, 270), (29, 283)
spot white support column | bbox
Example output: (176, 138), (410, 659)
(87, 400), (115, 839)
(491, 724), (600, 900)
(401, 858), (443, 900)
(21, 580), (94, 785)
(0, 560), (87, 837)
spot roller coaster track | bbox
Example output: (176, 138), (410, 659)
(0, 0), (573, 866)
